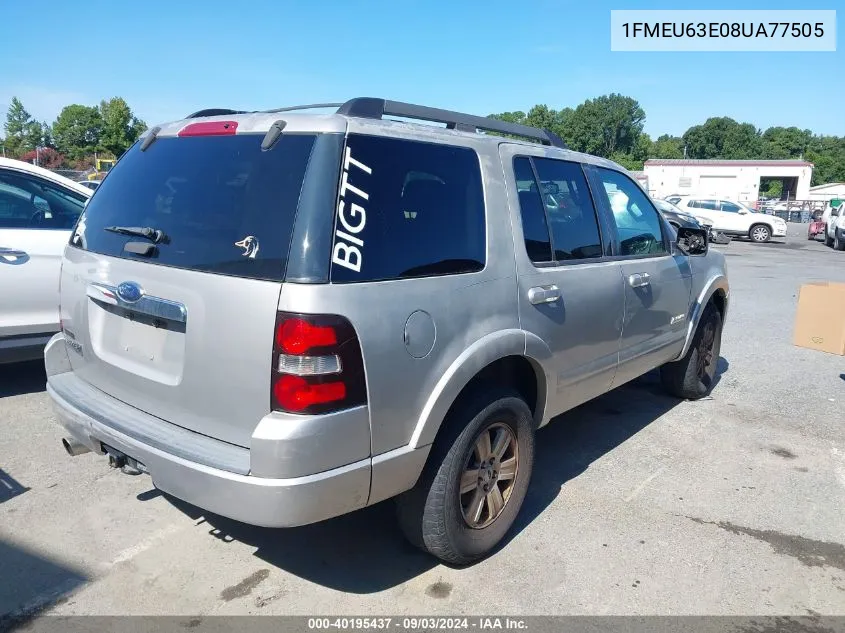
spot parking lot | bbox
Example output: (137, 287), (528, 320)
(1, 226), (844, 619)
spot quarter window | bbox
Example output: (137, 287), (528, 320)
(330, 135), (486, 282)
(593, 167), (667, 257)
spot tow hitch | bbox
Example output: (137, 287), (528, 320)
(103, 444), (148, 476)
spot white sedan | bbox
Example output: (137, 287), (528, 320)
(667, 196), (787, 243)
(0, 158), (91, 363)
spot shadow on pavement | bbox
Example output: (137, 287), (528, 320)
(0, 469), (30, 504)
(160, 358), (730, 592)
(0, 361), (46, 398)
(0, 539), (87, 624)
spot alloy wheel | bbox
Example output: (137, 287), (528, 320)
(696, 320), (717, 387)
(751, 226), (770, 242)
(459, 422), (519, 529)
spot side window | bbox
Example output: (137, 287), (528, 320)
(513, 157), (553, 263)
(330, 135), (485, 282)
(594, 167), (667, 257)
(531, 158), (603, 260)
(687, 200), (700, 209)
(721, 201), (741, 213)
(0, 171), (85, 230)
(697, 200), (719, 211)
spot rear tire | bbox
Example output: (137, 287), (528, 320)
(661, 304), (723, 400)
(749, 224), (771, 243)
(396, 388), (534, 565)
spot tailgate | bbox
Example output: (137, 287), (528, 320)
(59, 130), (320, 447)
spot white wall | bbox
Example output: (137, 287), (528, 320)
(808, 183), (845, 201)
(643, 163), (813, 203)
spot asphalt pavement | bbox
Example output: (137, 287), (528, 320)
(1, 225), (844, 618)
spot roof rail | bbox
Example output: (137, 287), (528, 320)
(186, 108), (249, 118)
(264, 103), (343, 114)
(336, 97), (567, 149)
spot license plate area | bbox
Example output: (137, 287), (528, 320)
(88, 299), (186, 385)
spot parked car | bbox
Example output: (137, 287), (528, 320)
(0, 158), (91, 364)
(821, 199), (845, 250)
(670, 196), (787, 243)
(653, 198), (731, 245)
(45, 98), (729, 564)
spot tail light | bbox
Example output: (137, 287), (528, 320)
(271, 312), (367, 414)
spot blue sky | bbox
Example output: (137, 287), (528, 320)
(0, 0), (841, 138)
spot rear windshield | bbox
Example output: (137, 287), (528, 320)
(70, 133), (317, 281)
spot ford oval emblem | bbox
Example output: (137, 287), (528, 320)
(116, 281), (144, 303)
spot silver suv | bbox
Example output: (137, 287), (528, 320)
(46, 98), (729, 564)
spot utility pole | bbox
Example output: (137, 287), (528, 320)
(683, 144), (688, 159)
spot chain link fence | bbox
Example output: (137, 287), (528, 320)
(50, 169), (88, 181)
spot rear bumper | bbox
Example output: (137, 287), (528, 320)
(48, 379), (371, 527)
(44, 334), (373, 528)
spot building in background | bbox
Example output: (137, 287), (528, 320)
(643, 159), (814, 204)
(807, 182), (845, 202)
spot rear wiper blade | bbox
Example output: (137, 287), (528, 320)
(104, 225), (168, 244)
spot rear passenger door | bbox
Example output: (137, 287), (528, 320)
(689, 199), (725, 230)
(502, 147), (624, 419)
(586, 166), (692, 386)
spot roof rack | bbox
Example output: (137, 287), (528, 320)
(184, 99), (567, 149)
(336, 97), (567, 149)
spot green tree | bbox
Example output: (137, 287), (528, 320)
(682, 117), (762, 159)
(24, 120), (51, 150)
(806, 135), (845, 186)
(761, 126), (812, 159)
(565, 94), (645, 157)
(52, 105), (103, 159)
(4, 97), (34, 155)
(99, 97), (147, 157)
(650, 134), (684, 159)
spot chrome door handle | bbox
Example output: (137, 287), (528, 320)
(528, 285), (561, 305)
(627, 273), (650, 288)
(0, 247), (28, 262)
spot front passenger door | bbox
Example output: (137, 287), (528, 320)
(587, 166), (693, 387)
(0, 170), (86, 340)
(718, 200), (750, 232)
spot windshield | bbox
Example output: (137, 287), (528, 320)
(70, 133), (317, 281)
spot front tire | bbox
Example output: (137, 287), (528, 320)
(835, 231), (845, 251)
(749, 224), (771, 243)
(396, 389), (535, 565)
(661, 304), (723, 400)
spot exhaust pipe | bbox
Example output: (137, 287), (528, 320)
(62, 437), (91, 456)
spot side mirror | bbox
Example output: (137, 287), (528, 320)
(675, 226), (709, 256)
(738, 208), (748, 214)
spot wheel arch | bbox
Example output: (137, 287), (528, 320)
(674, 275), (729, 361)
(408, 330), (551, 450)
